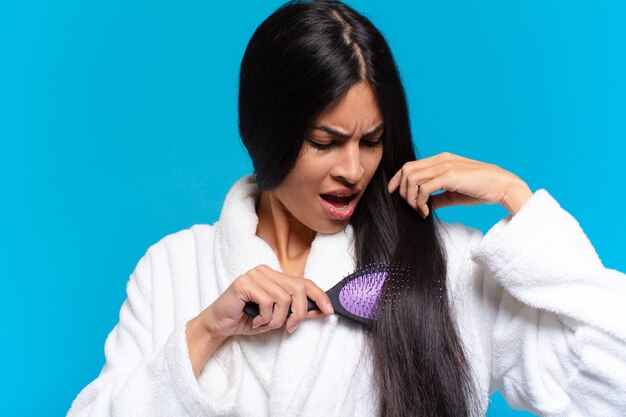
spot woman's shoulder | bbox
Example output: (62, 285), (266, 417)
(154, 223), (215, 246)
(128, 223), (219, 295)
(142, 223), (218, 263)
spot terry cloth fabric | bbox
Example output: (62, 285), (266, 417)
(67, 174), (626, 417)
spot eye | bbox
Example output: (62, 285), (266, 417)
(362, 132), (384, 148)
(308, 140), (334, 151)
(362, 139), (383, 148)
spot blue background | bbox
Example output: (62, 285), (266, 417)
(1, 1), (624, 416)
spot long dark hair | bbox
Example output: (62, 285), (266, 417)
(238, 1), (479, 416)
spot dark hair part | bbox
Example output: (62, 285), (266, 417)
(238, 1), (479, 416)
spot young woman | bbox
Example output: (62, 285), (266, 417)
(67, 1), (626, 416)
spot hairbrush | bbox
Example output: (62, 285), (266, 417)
(243, 262), (412, 326)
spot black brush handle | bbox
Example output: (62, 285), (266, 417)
(243, 298), (318, 318)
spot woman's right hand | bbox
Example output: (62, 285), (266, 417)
(186, 264), (334, 377)
(197, 264), (335, 339)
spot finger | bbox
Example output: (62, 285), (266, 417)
(301, 279), (334, 316)
(398, 160), (440, 202)
(430, 190), (456, 210)
(406, 176), (420, 212)
(256, 265), (333, 316)
(285, 282), (307, 333)
(389, 156), (448, 195)
(387, 170), (402, 194)
(400, 168), (427, 209)
(247, 269), (292, 329)
(403, 162), (459, 212)
(431, 190), (484, 210)
(305, 309), (327, 319)
(240, 282), (274, 328)
(399, 168), (408, 202)
(415, 176), (450, 218)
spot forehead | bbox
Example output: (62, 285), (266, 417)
(314, 82), (383, 127)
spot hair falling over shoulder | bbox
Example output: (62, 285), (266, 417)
(238, 1), (481, 415)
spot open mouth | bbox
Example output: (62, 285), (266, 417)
(320, 193), (357, 209)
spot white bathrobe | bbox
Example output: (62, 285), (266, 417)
(67, 174), (626, 417)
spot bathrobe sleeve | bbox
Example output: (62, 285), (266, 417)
(66, 242), (235, 417)
(459, 189), (626, 416)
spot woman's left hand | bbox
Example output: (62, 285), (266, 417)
(387, 152), (533, 218)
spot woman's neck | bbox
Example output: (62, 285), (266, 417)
(255, 190), (316, 276)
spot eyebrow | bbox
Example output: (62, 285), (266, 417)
(311, 123), (385, 140)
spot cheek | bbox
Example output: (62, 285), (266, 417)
(279, 161), (323, 204)
(293, 155), (328, 183)
(364, 150), (383, 175)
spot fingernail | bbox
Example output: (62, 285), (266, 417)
(326, 303), (334, 314)
(287, 324), (298, 333)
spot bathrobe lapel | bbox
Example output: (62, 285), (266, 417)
(213, 175), (357, 416)
(267, 226), (356, 417)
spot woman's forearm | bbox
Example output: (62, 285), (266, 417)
(185, 317), (228, 378)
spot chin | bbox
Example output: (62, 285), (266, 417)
(315, 220), (349, 235)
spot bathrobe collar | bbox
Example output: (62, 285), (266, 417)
(213, 175), (357, 416)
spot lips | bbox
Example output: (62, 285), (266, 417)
(319, 193), (358, 220)
(320, 194), (355, 208)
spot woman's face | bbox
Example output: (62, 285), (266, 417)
(272, 82), (385, 234)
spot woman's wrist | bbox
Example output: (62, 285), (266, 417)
(501, 180), (533, 216)
(185, 316), (228, 378)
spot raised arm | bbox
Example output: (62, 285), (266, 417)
(461, 189), (626, 416)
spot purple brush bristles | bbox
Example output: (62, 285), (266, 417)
(338, 269), (388, 319)
(331, 262), (412, 323)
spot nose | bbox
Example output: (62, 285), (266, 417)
(330, 142), (364, 185)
